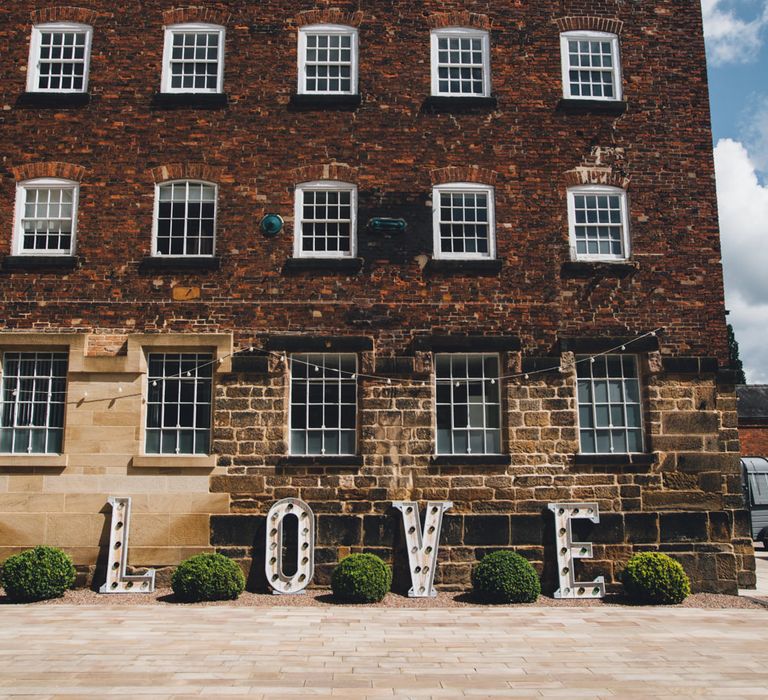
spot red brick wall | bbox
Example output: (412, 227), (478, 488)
(740, 427), (768, 458)
(0, 0), (728, 361)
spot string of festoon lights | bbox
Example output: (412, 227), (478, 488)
(3, 327), (664, 405)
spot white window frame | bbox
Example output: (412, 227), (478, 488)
(13, 178), (79, 257)
(26, 22), (93, 93)
(144, 352), (213, 456)
(430, 27), (491, 98)
(151, 180), (218, 258)
(560, 30), (622, 101)
(432, 182), (496, 260)
(567, 185), (630, 262)
(434, 353), (502, 456)
(0, 351), (68, 455)
(575, 354), (645, 455)
(289, 353), (358, 457)
(297, 24), (359, 95)
(161, 22), (225, 94)
(293, 180), (358, 259)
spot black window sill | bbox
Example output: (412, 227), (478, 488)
(424, 259), (502, 275)
(264, 335), (373, 352)
(229, 354), (270, 374)
(561, 261), (639, 278)
(139, 256), (220, 272)
(2, 255), (78, 271)
(521, 356), (561, 373)
(573, 453), (656, 468)
(422, 96), (498, 113)
(16, 92), (91, 108)
(151, 93), (228, 110)
(277, 455), (364, 468)
(559, 335), (660, 354)
(283, 257), (364, 274)
(557, 98), (627, 115)
(412, 335), (521, 353)
(289, 93), (361, 111)
(430, 455), (511, 467)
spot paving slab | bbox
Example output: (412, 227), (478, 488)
(0, 605), (767, 698)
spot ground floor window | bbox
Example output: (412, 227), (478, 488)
(145, 353), (212, 454)
(0, 351), (68, 454)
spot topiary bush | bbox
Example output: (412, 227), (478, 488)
(171, 553), (245, 602)
(471, 550), (541, 604)
(331, 553), (392, 603)
(1, 546), (76, 602)
(620, 552), (691, 604)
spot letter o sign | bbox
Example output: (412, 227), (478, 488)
(265, 498), (315, 594)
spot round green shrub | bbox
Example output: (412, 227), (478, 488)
(331, 553), (392, 603)
(1, 546), (75, 602)
(621, 552), (691, 604)
(171, 553), (245, 602)
(471, 550), (541, 604)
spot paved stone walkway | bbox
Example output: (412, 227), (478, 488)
(1, 605), (767, 698)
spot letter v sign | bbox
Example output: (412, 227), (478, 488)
(393, 501), (452, 597)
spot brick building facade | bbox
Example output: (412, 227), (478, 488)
(0, 1), (755, 593)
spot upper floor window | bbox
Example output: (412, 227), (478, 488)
(27, 23), (92, 93)
(290, 353), (357, 456)
(560, 31), (621, 101)
(14, 178), (78, 256)
(298, 24), (358, 95)
(161, 23), (225, 93)
(435, 354), (501, 455)
(430, 28), (491, 97)
(432, 183), (495, 260)
(294, 181), (357, 258)
(577, 355), (643, 454)
(145, 353), (212, 455)
(567, 185), (629, 261)
(153, 181), (217, 257)
(0, 352), (68, 454)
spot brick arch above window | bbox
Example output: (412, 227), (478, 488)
(147, 163), (225, 184)
(564, 167), (630, 190)
(162, 6), (231, 27)
(30, 6), (103, 25)
(554, 16), (623, 35)
(428, 11), (491, 31)
(291, 163), (358, 184)
(430, 166), (499, 187)
(12, 161), (86, 182)
(294, 9), (364, 28)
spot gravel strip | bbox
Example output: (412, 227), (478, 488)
(2, 587), (765, 608)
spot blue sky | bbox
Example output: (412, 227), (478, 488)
(701, 0), (768, 382)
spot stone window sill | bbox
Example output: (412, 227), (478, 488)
(430, 455), (511, 467)
(277, 455), (364, 468)
(573, 453), (656, 469)
(424, 259), (502, 275)
(16, 92), (91, 108)
(151, 92), (228, 109)
(557, 98), (627, 115)
(561, 261), (639, 278)
(2, 255), (78, 271)
(283, 257), (364, 274)
(0, 454), (68, 468)
(412, 335), (521, 353)
(422, 96), (498, 113)
(131, 454), (217, 469)
(289, 93), (361, 111)
(138, 256), (221, 272)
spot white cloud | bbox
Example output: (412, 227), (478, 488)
(701, 0), (768, 65)
(714, 138), (768, 382)
(741, 93), (768, 173)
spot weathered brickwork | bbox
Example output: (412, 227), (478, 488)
(740, 427), (768, 458)
(0, 1), (754, 593)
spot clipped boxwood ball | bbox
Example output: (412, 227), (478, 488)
(621, 552), (691, 604)
(171, 553), (245, 602)
(331, 553), (392, 603)
(472, 550), (541, 604)
(1, 546), (76, 602)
